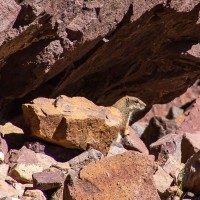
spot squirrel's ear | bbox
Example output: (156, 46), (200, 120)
(126, 97), (129, 106)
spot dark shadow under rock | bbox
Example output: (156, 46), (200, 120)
(25, 141), (83, 162)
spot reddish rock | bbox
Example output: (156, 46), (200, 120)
(182, 133), (200, 163)
(6, 146), (38, 167)
(0, 180), (19, 199)
(64, 151), (160, 200)
(0, 0), (20, 35)
(153, 166), (173, 197)
(166, 106), (184, 120)
(0, 135), (8, 163)
(107, 140), (127, 157)
(68, 149), (104, 173)
(122, 126), (149, 154)
(33, 171), (65, 191)
(0, 164), (9, 180)
(141, 82), (200, 122)
(131, 122), (147, 137)
(7, 146), (55, 183)
(150, 134), (183, 163)
(23, 95), (122, 155)
(0, 122), (26, 150)
(142, 116), (179, 148)
(51, 186), (64, 200)
(182, 150), (200, 195)
(162, 155), (183, 183)
(177, 97), (200, 134)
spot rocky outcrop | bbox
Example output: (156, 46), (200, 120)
(23, 95), (122, 155)
(65, 151), (160, 200)
(1, 0), (200, 121)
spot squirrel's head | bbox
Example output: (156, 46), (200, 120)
(125, 96), (146, 112)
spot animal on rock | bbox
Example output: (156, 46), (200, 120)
(112, 96), (146, 137)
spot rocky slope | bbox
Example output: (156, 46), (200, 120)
(1, 0), (200, 121)
(1, 0), (200, 199)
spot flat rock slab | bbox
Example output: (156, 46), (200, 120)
(64, 151), (160, 200)
(23, 95), (122, 155)
(68, 149), (104, 173)
(33, 171), (65, 191)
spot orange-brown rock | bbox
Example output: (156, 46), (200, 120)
(23, 95), (122, 155)
(64, 151), (160, 200)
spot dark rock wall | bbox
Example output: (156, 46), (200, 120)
(1, 0), (200, 120)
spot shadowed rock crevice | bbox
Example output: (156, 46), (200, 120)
(1, 1), (200, 122)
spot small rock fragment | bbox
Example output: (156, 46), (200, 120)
(162, 155), (184, 182)
(150, 134), (183, 163)
(107, 140), (127, 157)
(122, 126), (149, 154)
(51, 186), (64, 200)
(153, 166), (173, 197)
(142, 116), (178, 147)
(166, 106), (184, 120)
(23, 189), (46, 200)
(0, 122), (24, 136)
(68, 149), (104, 173)
(0, 180), (19, 199)
(0, 164), (9, 180)
(131, 122), (147, 137)
(9, 163), (44, 183)
(181, 132), (200, 163)
(33, 171), (65, 191)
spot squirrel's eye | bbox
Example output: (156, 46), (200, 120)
(134, 100), (139, 104)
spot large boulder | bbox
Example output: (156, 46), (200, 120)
(64, 151), (160, 200)
(23, 95), (122, 155)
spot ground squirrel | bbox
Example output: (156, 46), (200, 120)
(112, 96), (146, 137)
